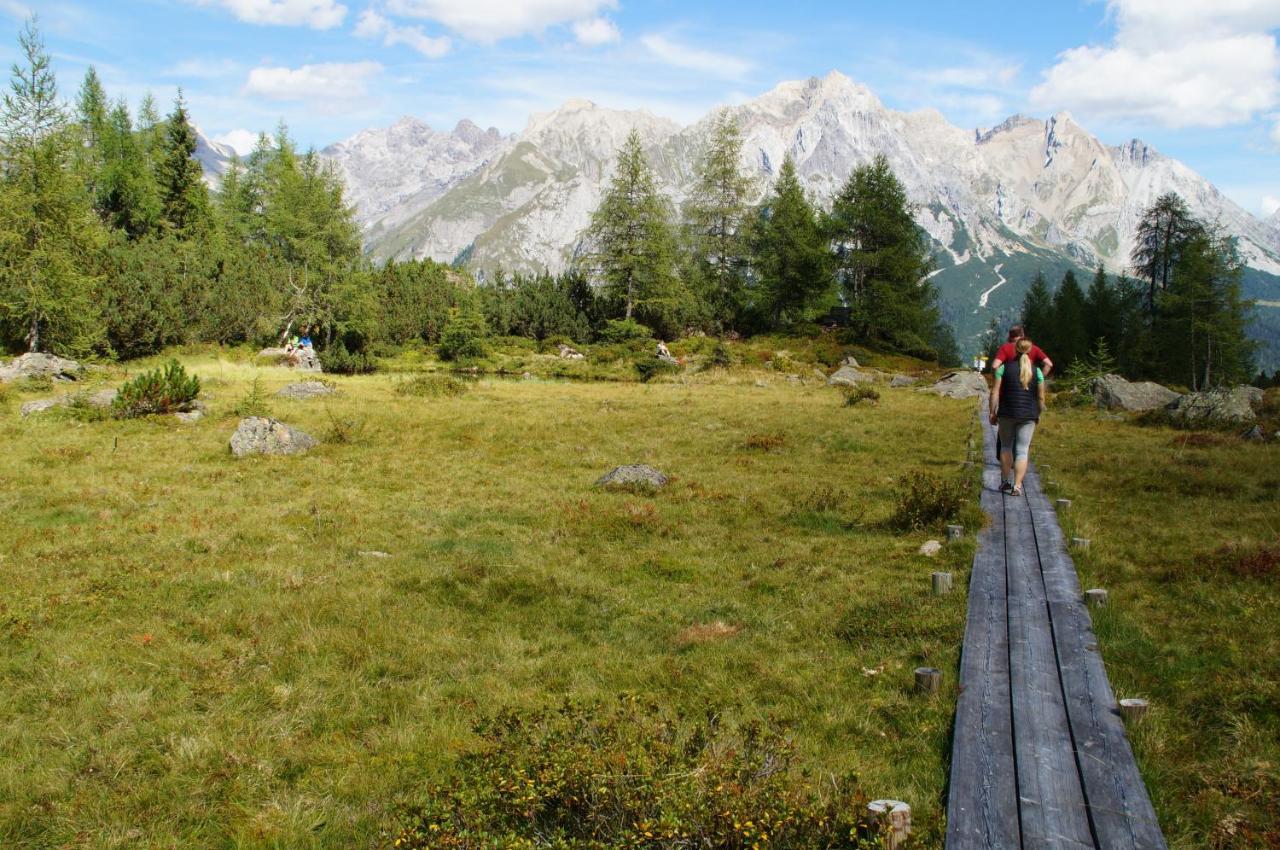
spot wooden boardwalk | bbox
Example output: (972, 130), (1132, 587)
(945, 407), (1166, 850)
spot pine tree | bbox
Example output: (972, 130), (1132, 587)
(682, 111), (753, 330)
(827, 154), (938, 354)
(1084, 265), (1118, 352)
(155, 90), (208, 236)
(97, 99), (160, 237)
(583, 129), (680, 331)
(1131, 192), (1201, 314)
(1050, 269), (1089, 370)
(1020, 270), (1053, 344)
(748, 155), (832, 328)
(73, 66), (107, 189)
(0, 17), (103, 354)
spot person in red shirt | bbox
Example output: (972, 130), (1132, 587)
(992, 325), (1052, 378)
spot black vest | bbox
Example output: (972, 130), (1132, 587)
(998, 360), (1041, 421)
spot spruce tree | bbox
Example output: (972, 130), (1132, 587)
(682, 111), (753, 330)
(155, 90), (208, 235)
(1050, 269), (1089, 371)
(827, 154), (938, 353)
(1020, 270), (1053, 344)
(98, 99), (160, 237)
(583, 129), (680, 331)
(748, 155), (832, 328)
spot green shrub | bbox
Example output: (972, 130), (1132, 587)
(439, 309), (490, 361)
(635, 354), (680, 382)
(889, 470), (968, 531)
(841, 385), (881, 407)
(233, 377), (271, 418)
(597, 318), (653, 344)
(319, 342), (378, 375)
(325, 408), (367, 445)
(396, 374), (471, 398)
(706, 341), (737, 370)
(111, 360), (200, 418)
(393, 698), (876, 849)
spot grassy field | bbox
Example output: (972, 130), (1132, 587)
(1036, 403), (1280, 850)
(0, 352), (977, 848)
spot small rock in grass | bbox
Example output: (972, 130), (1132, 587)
(918, 539), (943, 557)
(230, 417), (317, 457)
(890, 374), (917, 388)
(20, 398), (64, 417)
(175, 409), (204, 423)
(596, 464), (668, 491)
(359, 550), (391, 559)
(275, 381), (336, 400)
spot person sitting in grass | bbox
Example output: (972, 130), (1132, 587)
(989, 337), (1046, 496)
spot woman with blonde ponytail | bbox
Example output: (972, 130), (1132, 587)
(989, 337), (1047, 495)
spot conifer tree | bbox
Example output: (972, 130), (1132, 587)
(73, 66), (107, 189)
(1020, 270), (1053, 343)
(1050, 269), (1089, 370)
(748, 155), (832, 327)
(0, 17), (103, 354)
(682, 111), (753, 329)
(98, 99), (160, 236)
(1131, 192), (1201, 313)
(155, 90), (208, 235)
(827, 154), (938, 353)
(583, 129), (680, 330)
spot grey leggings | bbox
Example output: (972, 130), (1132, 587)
(997, 417), (1037, 462)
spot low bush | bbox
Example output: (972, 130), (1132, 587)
(396, 374), (471, 398)
(325, 408), (368, 445)
(111, 360), (200, 418)
(392, 698), (876, 849)
(319, 343), (378, 375)
(597, 318), (654, 344)
(840, 385), (880, 407)
(439, 309), (490, 361)
(635, 354), (679, 382)
(889, 470), (968, 531)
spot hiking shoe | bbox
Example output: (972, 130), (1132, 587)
(1009, 485), (1023, 497)
(999, 481), (1013, 493)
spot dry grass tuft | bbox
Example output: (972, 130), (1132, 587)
(676, 620), (741, 646)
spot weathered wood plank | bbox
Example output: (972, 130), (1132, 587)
(1049, 599), (1168, 850)
(946, 448), (1019, 849)
(1004, 494), (1096, 849)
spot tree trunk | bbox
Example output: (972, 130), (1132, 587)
(26, 314), (39, 352)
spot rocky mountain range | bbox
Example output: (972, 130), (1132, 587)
(198, 71), (1280, 364)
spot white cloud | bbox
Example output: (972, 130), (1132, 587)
(164, 58), (241, 80)
(197, 0), (347, 30)
(573, 16), (619, 46)
(244, 61), (383, 101)
(213, 128), (259, 155)
(0, 0), (31, 20)
(385, 0), (614, 42)
(355, 9), (451, 58)
(1032, 0), (1280, 128)
(641, 35), (752, 80)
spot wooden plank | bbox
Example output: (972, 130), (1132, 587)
(1023, 476), (1083, 604)
(1004, 494), (1096, 849)
(945, 435), (1019, 850)
(1048, 599), (1168, 850)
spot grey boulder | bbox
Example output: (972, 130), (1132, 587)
(827, 365), (878, 386)
(1160, 386), (1261, 429)
(230, 417), (317, 457)
(596, 464), (668, 491)
(0, 352), (82, 382)
(276, 381), (335, 400)
(1090, 374), (1180, 412)
(20, 398), (64, 416)
(921, 371), (987, 400)
(890, 374), (918, 388)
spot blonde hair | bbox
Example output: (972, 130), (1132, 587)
(1016, 338), (1033, 390)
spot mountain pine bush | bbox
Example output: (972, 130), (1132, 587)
(111, 360), (200, 418)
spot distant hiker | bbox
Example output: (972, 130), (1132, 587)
(656, 340), (671, 359)
(989, 338), (1046, 496)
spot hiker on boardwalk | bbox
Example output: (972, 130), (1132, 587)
(992, 324), (1052, 378)
(989, 338), (1046, 496)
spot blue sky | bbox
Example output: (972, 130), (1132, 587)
(6, 0), (1280, 216)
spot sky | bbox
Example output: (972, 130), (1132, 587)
(5, 0), (1280, 217)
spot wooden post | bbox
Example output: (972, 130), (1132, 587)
(1119, 698), (1149, 721)
(866, 799), (911, 849)
(946, 524), (964, 542)
(1071, 537), (1091, 551)
(914, 667), (941, 695)
(1084, 588), (1108, 608)
(931, 572), (953, 595)
(1056, 498), (1072, 512)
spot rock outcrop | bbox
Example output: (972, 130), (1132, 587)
(258, 347), (323, 372)
(922, 371), (987, 400)
(230, 417), (317, 457)
(596, 464), (668, 491)
(1089, 374), (1180, 412)
(0, 352), (82, 382)
(1159, 386), (1261, 429)
(827, 365), (878, 386)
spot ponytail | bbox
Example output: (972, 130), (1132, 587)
(1016, 338), (1033, 389)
